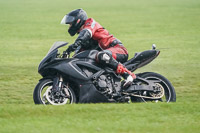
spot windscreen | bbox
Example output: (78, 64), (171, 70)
(46, 41), (68, 56)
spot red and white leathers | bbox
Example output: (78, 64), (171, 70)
(77, 18), (136, 86)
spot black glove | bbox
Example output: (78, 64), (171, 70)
(66, 40), (81, 54)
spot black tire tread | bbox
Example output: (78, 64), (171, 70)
(139, 72), (176, 102)
(33, 78), (76, 104)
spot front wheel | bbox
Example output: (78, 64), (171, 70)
(134, 72), (176, 103)
(33, 78), (76, 105)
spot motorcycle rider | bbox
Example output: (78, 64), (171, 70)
(61, 9), (136, 87)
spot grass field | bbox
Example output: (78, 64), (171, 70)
(0, 0), (200, 132)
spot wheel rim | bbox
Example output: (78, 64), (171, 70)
(39, 81), (74, 105)
(140, 77), (171, 103)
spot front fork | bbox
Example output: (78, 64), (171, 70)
(52, 75), (71, 99)
(53, 75), (63, 92)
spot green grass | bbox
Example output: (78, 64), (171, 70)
(0, 0), (200, 132)
(0, 103), (199, 133)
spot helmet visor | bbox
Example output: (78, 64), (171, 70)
(60, 15), (75, 24)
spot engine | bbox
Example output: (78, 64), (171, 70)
(80, 66), (121, 98)
(95, 74), (121, 98)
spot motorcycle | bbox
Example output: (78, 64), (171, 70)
(33, 41), (176, 105)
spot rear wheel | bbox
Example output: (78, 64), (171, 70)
(133, 72), (176, 103)
(33, 78), (76, 105)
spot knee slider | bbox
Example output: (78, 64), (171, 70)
(97, 51), (112, 64)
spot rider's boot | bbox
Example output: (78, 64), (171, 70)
(96, 51), (136, 87)
(116, 63), (136, 88)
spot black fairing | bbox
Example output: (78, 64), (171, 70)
(79, 84), (109, 103)
(38, 50), (57, 75)
(73, 50), (98, 59)
(39, 58), (102, 80)
(38, 44), (100, 81)
(38, 42), (68, 74)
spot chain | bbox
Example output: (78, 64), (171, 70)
(122, 92), (163, 99)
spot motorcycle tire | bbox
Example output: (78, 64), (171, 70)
(135, 72), (176, 102)
(33, 78), (76, 105)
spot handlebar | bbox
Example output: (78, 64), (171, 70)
(62, 51), (69, 58)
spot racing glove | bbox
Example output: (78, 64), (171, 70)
(66, 29), (92, 54)
(66, 40), (81, 54)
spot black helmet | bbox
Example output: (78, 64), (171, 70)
(61, 9), (88, 36)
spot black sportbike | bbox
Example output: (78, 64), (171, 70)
(33, 41), (176, 105)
